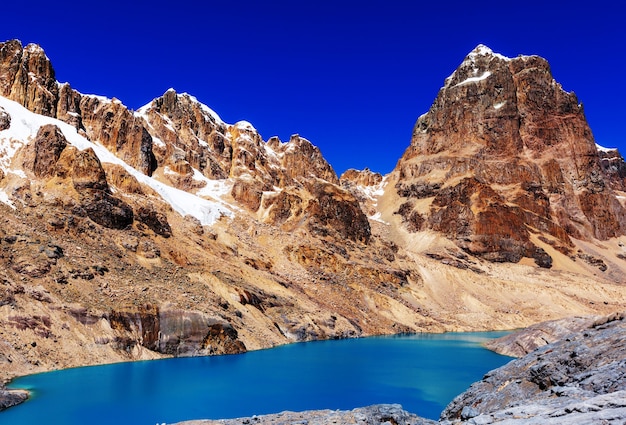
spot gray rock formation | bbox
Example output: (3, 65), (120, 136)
(441, 312), (626, 424)
(0, 387), (28, 411)
(484, 314), (601, 357)
(174, 404), (436, 425)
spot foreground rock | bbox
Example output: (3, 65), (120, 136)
(0, 387), (28, 411)
(484, 314), (603, 357)
(441, 312), (626, 424)
(173, 404), (436, 425)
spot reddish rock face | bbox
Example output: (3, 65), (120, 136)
(79, 96), (157, 176)
(140, 90), (339, 188)
(69, 148), (135, 230)
(304, 179), (371, 244)
(395, 45), (626, 265)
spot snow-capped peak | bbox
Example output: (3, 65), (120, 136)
(444, 45), (511, 88)
(0, 95), (232, 225)
(136, 89), (225, 125)
(233, 121), (256, 132)
(24, 43), (49, 59)
(467, 44), (511, 62)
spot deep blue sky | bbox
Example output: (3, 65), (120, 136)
(1, 1), (624, 175)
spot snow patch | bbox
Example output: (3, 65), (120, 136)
(494, 101), (506, 110)
(596, 143), (618, 153)
(0, 189), (15, 209)
(191, 168), (236, 209)
(360, 179), (387, 200)
(135, 101), (153, 117)
(368, 211), (389, 225)
(9, 169), (26, 179)
(0, 95), (232, 225)
(151, 136), (166, 148)
(163, 166), (177, 176)
(233, 121), (257, 132)
(453, 71), (492, 88)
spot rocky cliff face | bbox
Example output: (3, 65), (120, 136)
(1, 39), (626, 400)
(392, 45), (626, 266)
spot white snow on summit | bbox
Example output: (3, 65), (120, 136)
(467, 44), (511, 62)
(0, 95), (233, 225)
(596, 143), (618, 153)
(233, 121), (257, 132)
(444, 44), (512, 88)
(494, 101), (506, 110)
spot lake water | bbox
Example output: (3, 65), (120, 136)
(3, 332), (512, 424)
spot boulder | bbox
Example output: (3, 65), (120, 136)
(22, 124), (67, 178)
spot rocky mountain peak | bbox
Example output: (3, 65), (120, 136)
(0, 39), (58, 117)
(394, 45), (626, 265)
(443, 44), (512, 89)
(465, 44), (513, 64)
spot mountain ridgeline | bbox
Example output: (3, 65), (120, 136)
(1, 39), (626, 386)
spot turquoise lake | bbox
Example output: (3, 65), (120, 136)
(3, 332), (512, 424)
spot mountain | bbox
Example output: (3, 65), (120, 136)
(390, 44), (626, 265)
(1, 39), (626, 391)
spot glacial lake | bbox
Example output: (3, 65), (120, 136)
(4, 332), (512, 424)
